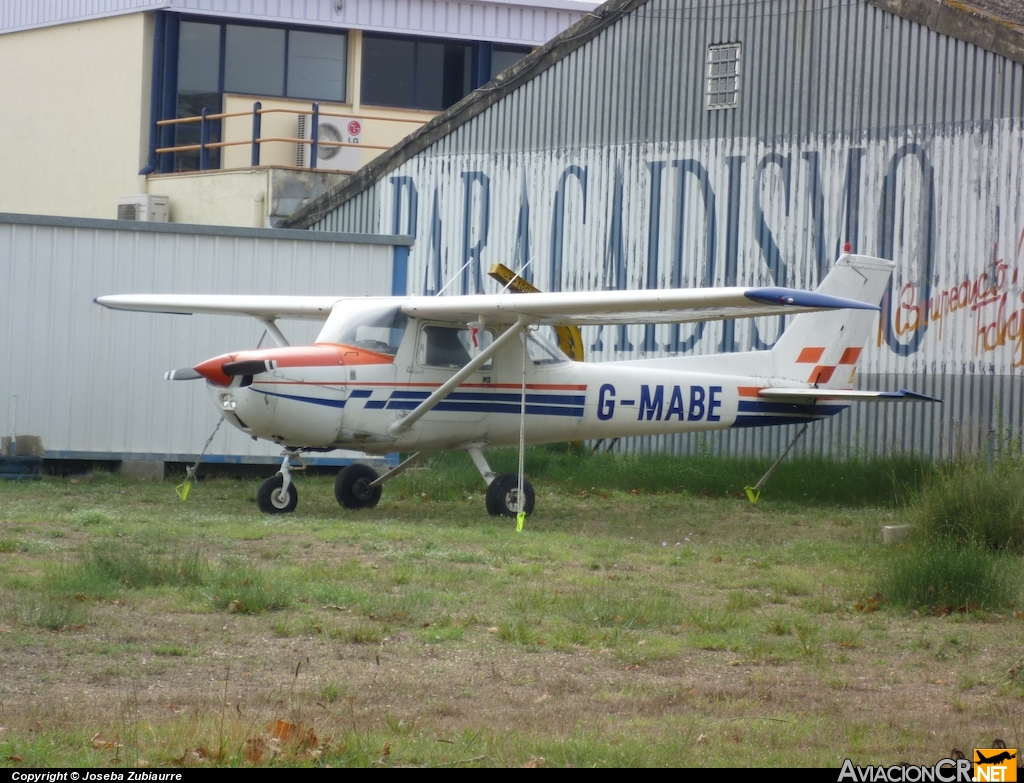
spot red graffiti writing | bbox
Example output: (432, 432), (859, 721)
(883, 229), (1024, 367)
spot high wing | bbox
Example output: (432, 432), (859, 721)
(94, 294), (340, 319)
(95, 285), (876, 327)
(401, 286), (878, 326)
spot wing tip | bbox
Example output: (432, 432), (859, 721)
(745, 287), (880, 311)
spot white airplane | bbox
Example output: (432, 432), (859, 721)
(96, 252), (936, 517)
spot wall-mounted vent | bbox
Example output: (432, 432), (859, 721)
(706, 43), (741, 109)
(117, 195), (169, 222)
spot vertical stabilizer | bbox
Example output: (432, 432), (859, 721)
(770, 254), (894, 387)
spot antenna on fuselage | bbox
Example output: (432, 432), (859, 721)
(434, 257), (476, 297)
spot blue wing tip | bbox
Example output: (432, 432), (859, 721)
(745, 287), (880, 311)
(896, 389), (943, 403)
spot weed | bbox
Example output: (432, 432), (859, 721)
(72, 543), (207, 594)
(72, 510), (114, 527)
(210, 561), (292, 614)
(391, 449), (932, 506)
(152, 644), (189, 657)
(881, 539), (1022, 610)
(0, 537), (25, 552)
(497, 617), (538, 646)
(910, 456), (1024, 550)
(336, 624), (384, 644)
(319, 681), (344, 703)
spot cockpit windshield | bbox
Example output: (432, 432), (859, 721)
(317, 304), (409, 356)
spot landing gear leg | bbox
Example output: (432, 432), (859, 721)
(468, 447), (534, 518)
(334, 452), (429, 510)
(257, 450), (304, 514)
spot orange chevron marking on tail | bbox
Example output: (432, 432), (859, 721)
(808, 365), (836, 384)
(838, 347), (863, 365)
(796, 347), (826, 363)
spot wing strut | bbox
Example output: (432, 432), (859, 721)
(258, 318), (290, 347)
(388, 317), (531, 437)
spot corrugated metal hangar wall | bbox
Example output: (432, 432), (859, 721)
(304, 0), (1024, 460)
(0, 214), (408, 464)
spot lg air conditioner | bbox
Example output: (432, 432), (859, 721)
(117, 195), (169, 222)
(296, 115), (362, 172)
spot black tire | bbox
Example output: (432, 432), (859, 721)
(485, 473), (535, 518)
(257, 474), (298, 514)
(335, 464), (382, 510)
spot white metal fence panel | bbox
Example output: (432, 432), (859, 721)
(0, 215), (399, 463)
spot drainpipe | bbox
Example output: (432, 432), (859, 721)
(139, 10), (165, 176)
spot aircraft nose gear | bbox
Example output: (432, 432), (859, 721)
(257, 451), (305, 514)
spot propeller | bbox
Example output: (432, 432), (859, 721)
(223, 359), (277, 376)
(164, 368), (203, 381)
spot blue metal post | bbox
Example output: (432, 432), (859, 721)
(140, 10), (165, 175)
(158, 12), (180, 174)
(199, 108), (210, 170)
(251, 101), (262, 167)
(310, 102), (319, 169)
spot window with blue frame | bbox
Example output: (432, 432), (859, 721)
(169, 17), (349, 171)
(490, 44), (531, 81)
(361, 33), (473, 111)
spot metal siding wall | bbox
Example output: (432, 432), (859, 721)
(1, 0), (588, 44)
(353, 125), (1023, 460)
(0, 219), (394, 461)
(1, 0), (164, 32)
(416, 0), (1024, 156)
(317, 0), (1024, 461)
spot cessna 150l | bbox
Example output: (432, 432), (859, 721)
(96, 251), (935, 517)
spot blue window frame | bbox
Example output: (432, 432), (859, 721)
(159, 14), (350, 172)
(362, 33), (477, 111)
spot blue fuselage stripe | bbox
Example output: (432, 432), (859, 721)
(738, 400), (848, 416)
(254, 389), (346, 408)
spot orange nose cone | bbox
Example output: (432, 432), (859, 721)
(194, 354), (233, 386)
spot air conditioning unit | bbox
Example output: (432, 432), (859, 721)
(296, 115), (362, 172)
(117, 195), (169, 222)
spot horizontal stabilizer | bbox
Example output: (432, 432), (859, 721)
(758, 388), (942, 403)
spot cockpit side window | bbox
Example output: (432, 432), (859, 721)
(418, 325), (494, 370)
(526, 327), (570, 365)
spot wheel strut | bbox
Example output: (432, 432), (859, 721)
(278, 450), (306, 497)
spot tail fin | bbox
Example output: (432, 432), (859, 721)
(771, 254), (893, 387)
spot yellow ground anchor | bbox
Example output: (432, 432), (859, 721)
(743, 423), (809, 504)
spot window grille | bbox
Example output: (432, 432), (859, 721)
(706, 43), (741, 109)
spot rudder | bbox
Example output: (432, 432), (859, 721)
(770, 254), (894, 387)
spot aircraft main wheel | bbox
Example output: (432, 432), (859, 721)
(257, 474), (298, 514)
(335, 464), (382, 510)
(486, 473), (535, 518)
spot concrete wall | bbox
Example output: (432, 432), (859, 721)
(0, 14), (152, 220)
(146, 169), (365, 227)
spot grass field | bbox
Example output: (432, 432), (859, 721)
(1, 452), (1022, 768)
